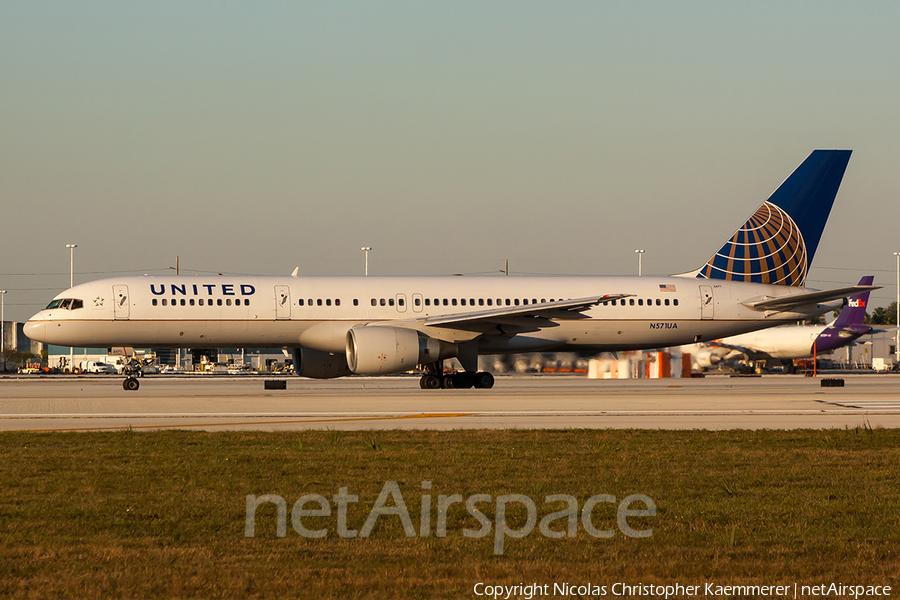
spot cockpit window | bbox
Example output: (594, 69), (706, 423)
(46, 298), (84, 310)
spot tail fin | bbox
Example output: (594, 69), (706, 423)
(695, 150), (852, 286)
(832, 276), (874, 328)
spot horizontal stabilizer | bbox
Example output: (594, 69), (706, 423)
(740, 285), (879, 312)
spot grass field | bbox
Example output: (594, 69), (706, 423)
(1, 428), (899, 599)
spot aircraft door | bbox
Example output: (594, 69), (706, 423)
(699, 285), (714, 320)
(412, 293), (423, 313)
(396, 293), (407, 313)
(113, 285), (130, 320)
(275, 285), (291, 320)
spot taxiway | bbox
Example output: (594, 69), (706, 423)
(1, 373), (899, 431)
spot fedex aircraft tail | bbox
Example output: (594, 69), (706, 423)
(695, 150), (852, 287)
(832, 276), (874, 328)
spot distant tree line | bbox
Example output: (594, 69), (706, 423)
(865, 301), (898, 325)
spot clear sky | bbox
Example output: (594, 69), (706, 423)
(2, 1), (899, 322)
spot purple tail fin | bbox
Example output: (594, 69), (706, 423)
(832, 276), (874, 328)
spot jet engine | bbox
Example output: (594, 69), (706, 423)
(346, 326), (453, 375)
(291, 348), (352, 379)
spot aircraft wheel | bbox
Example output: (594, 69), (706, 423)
(452, 373), (474, 389)
(474, 372), (494, 389)
(420, 374), (441, 389)
(123, 377), (140, 391)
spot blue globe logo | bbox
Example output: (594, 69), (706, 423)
(699, 202), (807, 286)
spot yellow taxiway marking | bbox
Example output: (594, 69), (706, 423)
(11, 412), (475, 433)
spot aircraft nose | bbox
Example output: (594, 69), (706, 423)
(23, 318), (46, 342)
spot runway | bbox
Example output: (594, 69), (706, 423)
(2, 372), (900, 431)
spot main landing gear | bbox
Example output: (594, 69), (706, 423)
(123, 377), (140, 391)
(419, 368), (494, 390)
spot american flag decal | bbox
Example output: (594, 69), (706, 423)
(659, 284), (676, 292)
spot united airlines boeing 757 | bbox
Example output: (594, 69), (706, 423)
(25, 150), (874, 391)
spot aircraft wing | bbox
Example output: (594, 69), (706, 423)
(708, 340), (769, 361)
(424, 295), (633, 328)
(740, 285), (879, 312)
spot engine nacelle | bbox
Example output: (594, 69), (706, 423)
(291, 348), (352, 379)
(346, 326), (453, 375)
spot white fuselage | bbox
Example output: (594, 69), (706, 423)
(712, 324), (827, 359)
(25, 275), (839, 355)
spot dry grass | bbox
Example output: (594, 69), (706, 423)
(1, 428), (899, 598)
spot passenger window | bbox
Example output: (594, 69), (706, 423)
(217, 299), (223, 306)
(514, 299), (520, 306)
(190, 299), (195, 306)
(674, 299), (679, 306)
(336, 299), (341, 307)
(638, 299), (643, 306)
(451, 299), (457, 306)
(245, 299), (250, 306)
(162, 299), (167, 306)
(505, 299), (511, 306)
(470, 298), (475, 305)
(398, 298), (404, 306)
(656, 299), (661, 306)
(602, 301), (608, 306)
(389, 298), (395, 306)
(425, 299), (431, 306)
(380, 299), (386, 306)
(414, 298), (421, 306)
(198, 299), (204, 306)
(629, 299), (635, 306)
(371, 299), (377, 306)
(664, 299), (670, 306)
(522, 299), (528, 305)
(487, 299), (493, 306)
(299, 299), (304, 306)
(479, 299), (484, 306)
(461, 298), (466, 306)
(326, 299), (331, 306)
(443, 299), (448, 306)
(152, 299), (158, 306)
(226, 299), (232, 306)
(353, 299), (359, 306)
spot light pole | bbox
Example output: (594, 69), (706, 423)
(895, 252), (900, 366)
(66, 244), (77, 372)
(361, 247), (372, 276)
(0, 290), (6, 361)
(635, 249), (645, 276)
(66, 244), (77, 287)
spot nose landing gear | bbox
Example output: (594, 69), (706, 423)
(122, 357), (143, 391)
